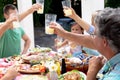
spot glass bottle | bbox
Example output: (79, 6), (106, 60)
(61, 58), (66, 74)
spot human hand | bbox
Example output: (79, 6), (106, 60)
(87, 56), (104, 75)
(54, 39), (63, 51)
(5, 13), (18, 29)
(49, 22), (65, 36)
(64, 7), (77, 19)
(3, 66), (19, 80)
(31, 3), (42, 13)
(54, 38), (58, 49)
(9, 13), (18, 21)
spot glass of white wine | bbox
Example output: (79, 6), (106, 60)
(45, 14), (57, 34)
(36, 0), (44, 14)
(10, 13), (20, 28)
(62, 0), (72, 16)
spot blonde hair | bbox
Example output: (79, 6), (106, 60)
(91, 10), (101, 27)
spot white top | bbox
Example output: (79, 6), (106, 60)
(67, 41), (82, 54)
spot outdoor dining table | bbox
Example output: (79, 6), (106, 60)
(15, 74), (48, 80)
(0, 48), (89, 80)
(0, 58), (48, 80)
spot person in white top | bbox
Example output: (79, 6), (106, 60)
(55, 22), (84, 57)
(64, 7), (100, 56)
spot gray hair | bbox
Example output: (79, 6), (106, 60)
(95, 7), (120, 53)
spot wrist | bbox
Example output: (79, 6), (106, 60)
(22, 49), (27, 54)
(27, 8), (34, 14)
(87, 70), (98, 80)
(61, 30), (68, 37)
(73, 15), (83, 24)
(1, 74), (14, 80)
(87, 70), (98, 76)
(4, 21), (10, 29)
(74, 14), (80, 20)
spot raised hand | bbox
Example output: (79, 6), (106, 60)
(31, 3), (42, 13)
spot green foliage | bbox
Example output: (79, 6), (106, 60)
(44, 0), (52, 13)
(105, 0), (120, 8)
(0, 0), (15, 22)
(2, 0), (119, 27)
(0, 7), (4, 22)
(0, 0), (52, 27)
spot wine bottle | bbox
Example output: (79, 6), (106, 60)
(61, 58), (66, 74)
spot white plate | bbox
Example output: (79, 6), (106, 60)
(79, 71), (86, 80)
(59, 70), (86, 80)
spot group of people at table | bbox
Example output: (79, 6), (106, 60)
(0, 2), (120, 80)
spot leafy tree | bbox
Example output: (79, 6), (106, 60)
(0, 0), (52, 27)
(2, 0), (119, 26)
(105, 0), (120, 8)
(0, 0), (14, 22)
(0, 0), (15, 22)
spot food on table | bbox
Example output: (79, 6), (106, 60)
(31, 64), (46, 73)
(59, 56), (92, 73)
(0, 58), (13, 67)
(29, 47), (52, 55)
(31, 64), (40, 70)
(21, 54), (42, 64)
(58, 70), (86, 80)
(55, 61), (61, 75)
(66, 57), (83, 64)
(5, 55), (21, 62)
(18, 64), (47, 74)
(37, 47), (52, 52)
(64, 72), (81, 80)
(19, 64), (30, 69)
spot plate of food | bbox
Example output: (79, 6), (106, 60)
(18, 64), (46, 74)
(18, 69), (40, 74)
(21, 54), (42, 64)
(58, 70), (86, 80)
(29, 47), (52, 54)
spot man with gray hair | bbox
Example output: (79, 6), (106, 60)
(50, 8), (120, 80)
